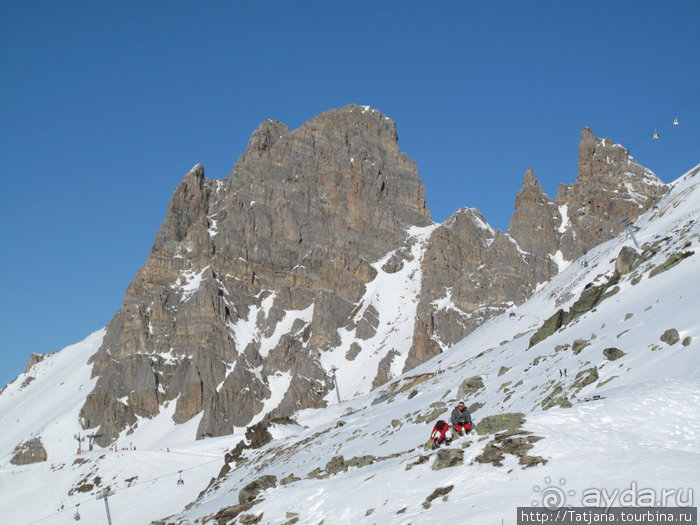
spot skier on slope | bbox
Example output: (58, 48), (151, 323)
(429, 420), (453, 449)
(451, 401), (473, 436)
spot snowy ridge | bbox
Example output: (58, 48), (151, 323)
(0, 330), (104, 461)
(0, 167), (698, 524)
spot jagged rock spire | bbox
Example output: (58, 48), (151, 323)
(507, 167), (560, 271)
(557, 126), (667, 260)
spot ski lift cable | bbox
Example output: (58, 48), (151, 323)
(25, 455), (224, 524)
(627, 86), (700, 151)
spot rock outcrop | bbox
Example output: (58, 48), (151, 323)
(556, 128), (667, 260)
(79, 111), (668, 447)
(507, 167), (561, 268)
(10, 437), (47, 465)
(405, 205), (553, 370)
(81, 105), (432, 445)
(24, 353), (48, 373)
(509, 128), (667, 264)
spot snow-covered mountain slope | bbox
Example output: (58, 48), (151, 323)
(1, 165), (698, 525)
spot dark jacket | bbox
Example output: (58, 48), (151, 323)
(451, 406), (472, 426)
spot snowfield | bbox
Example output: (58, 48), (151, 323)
(1, 166), (699, 524)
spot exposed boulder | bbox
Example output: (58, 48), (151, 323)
(649, 251), (694, 278)
(573, 367), (599, 391)
(603, 347), (626, 361)
(458, 375), (485, 399)
(324, 455), (348, 475)
(475, 431), (546, 468)
(239, 513), (263, 524)
(347, 455), (376, 469)
(529, 309), (567, 348)
(615, 246), (639, 274)
(541, 385), (572, 410)
(239, 475), (277, 504)
(211, 501), (259, 524)
(530, 273), (621, 348)
(280, 474), (300, 485)
(572, 339), (591, 355)
(660, 329), (680, 346)
(431, 448), (464, 470)
(475, 413), (525, 435)
(10, 437), (47, 465)
(475, 442), (506, 466)
(423, 485), (454, 508)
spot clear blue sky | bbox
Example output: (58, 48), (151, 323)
(1, 1), (698, 387)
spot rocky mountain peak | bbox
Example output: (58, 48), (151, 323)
(299, 104), (399, 143)
(557, 126), (667, 259)
(507, 167), (560, 267)
(577, 126), (597, 180)
(244, 120), (291, 160)
(77, 112), (667, 448)
(522, 166), (539, 187)
(508, 128), (668, 267)
(80, 106), (433, 445)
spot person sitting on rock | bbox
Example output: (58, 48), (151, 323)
(451, 401), (473, 436)
(430, 419), (453, 449)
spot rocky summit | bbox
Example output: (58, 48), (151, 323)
(508, 127), (667, 263)
(77, 106), (667, 446)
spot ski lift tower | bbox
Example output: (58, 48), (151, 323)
(86, 433), (104, 452)
(619, 215), (641, 249)
(330, 365), (341, 404)
(96, 488), (115, 525)
(74, 433), (84, 454)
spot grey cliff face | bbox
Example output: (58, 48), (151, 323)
(508, 127), (667, 264)
(556, 127), (667, 260)
(507, 167), (561, 266)
(79, 113), (667, 446)
(407, 128), (667, 374)
(81, 105), (432, 445)
(405, 207), (551, 371)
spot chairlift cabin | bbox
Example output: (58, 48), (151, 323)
(177, 470), (184, 485)
(673, 115), (679, 125)
(653, 129), (659, 139)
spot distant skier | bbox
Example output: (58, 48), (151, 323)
(451, 401), (473, 436)
(430, 420), (453, 449)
